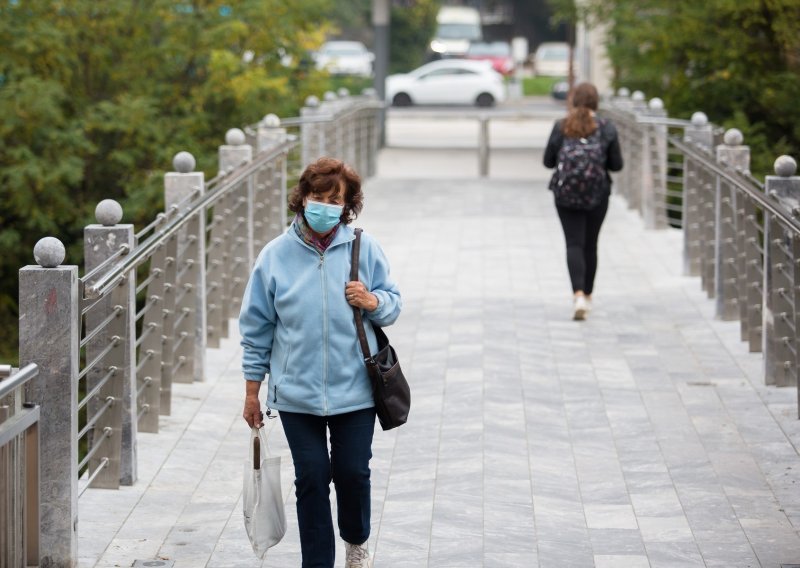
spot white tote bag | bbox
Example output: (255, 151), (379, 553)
(243, 426), (287, 558)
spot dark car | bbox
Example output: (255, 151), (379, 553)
(551, 80), (569, 101)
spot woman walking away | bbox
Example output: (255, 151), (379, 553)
(543, 82), (623, 320)
(240, 157), (402, 568)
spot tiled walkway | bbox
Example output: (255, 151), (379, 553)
(80, 174), (800, 567)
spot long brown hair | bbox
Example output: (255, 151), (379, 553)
(288, 157), (363, 224)
(562, 82), (599, 138)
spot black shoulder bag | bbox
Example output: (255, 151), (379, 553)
(350, 228), (410, 431)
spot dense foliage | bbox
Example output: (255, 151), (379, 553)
(389, 0), (439, 73)
(0, 0), (334, 360)
(550, 0), (800, 176)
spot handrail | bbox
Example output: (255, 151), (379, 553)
(86, 138), (296, 298)
(0, 363), (39, 400)
(670, 135), (800, 234)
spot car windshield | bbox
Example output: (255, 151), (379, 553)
(322, 43), (366, 56)
(539, 46), (569, 61)
(436, 23), (481, 41)
(467, 43), (510, 57)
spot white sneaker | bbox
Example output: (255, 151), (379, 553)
(345, 541), (371, 568)
(573, 295), (588, 321)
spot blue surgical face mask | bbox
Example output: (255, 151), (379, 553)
(304, 199), (343, 233)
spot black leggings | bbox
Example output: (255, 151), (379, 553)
(556, 196), (609, 295)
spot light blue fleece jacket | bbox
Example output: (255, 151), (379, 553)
(239, 222), (402, 416)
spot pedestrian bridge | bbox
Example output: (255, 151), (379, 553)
(2, 92), (800, 567)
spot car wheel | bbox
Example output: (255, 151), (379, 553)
(392, 93), (412, 107)
(476, 93), (495, 107)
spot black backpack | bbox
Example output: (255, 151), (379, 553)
(549, 120), (609, 210)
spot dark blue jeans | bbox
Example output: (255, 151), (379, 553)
(280, 407), (376, 568)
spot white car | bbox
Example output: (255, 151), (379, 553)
(534, 42), (572, 77)
(386, 59), (506, 107)
(314, 41), (374, 77)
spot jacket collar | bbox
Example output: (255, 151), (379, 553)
(287, 216), (356, 251)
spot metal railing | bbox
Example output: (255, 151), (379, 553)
(9, 89), (382, 564)
(601, 89), (800, 405)
(0, 363), (40, 567)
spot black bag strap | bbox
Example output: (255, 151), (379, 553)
(350, 229), (374, 366)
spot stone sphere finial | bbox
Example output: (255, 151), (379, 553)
(305, 95), (320, 108)
(723, 128), (744, 147)
(691, 112), (708, 127)
(173, 151), (196, 173)
(632, 90), (645, 102)
(617, 87), (631, 97)
(225, 128), (246, 146)
(323, 91), (337, 102)
(648, 97), (664, 110)
(362, 87), (377, 98)
(95, 199), (123, 226)
(34, 237), (66, 268)
(774, 155), (797, 177)
(262, 113), (280, 127)
(337, 87), (350, 98)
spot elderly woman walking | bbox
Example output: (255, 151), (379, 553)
(240, 157), (402, 568)
(544, 82), (623, 320)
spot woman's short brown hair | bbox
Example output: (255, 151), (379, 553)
(288, 157), (363, 224)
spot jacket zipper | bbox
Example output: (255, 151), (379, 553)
(319, 253), (329, 415)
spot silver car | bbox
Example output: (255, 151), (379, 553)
(314, 41), (374, 77)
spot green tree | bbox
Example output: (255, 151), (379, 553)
(576, 0), (800, 175)
(0, 0), (333, 361)
(389, 0), (439, 73)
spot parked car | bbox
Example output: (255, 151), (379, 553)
(465, 41), (515, 76)
(386, 59), (506, 108)
(551, 80), (569, 101)
(534, 42), (572, 77)
(314, 41), (374, 77)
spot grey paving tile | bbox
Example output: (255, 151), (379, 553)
(78, 173), (800, 568)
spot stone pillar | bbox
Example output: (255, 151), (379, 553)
(257, 114), (289, 235)
(714, 129), (750, 320)
(763, 155), (800, 386)
(19, 237), (78, 567)
(84, 199), (137, 486)
(219, 129), (253, 318)
(641, 98), (668, 229)
(165, 152), (206, 382)
(682, 111), (714, 276)
(362, 88), (380, 177)
(321, 91), (341, 159)
(301, 95), (322, 167)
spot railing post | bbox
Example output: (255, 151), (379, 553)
(362, 88), (380, 177)
(322, 91), (342, 159)
(682, 111), (714, 276)
(258, 113), (289, 238)
(642, 97), (668, 229)
(612, 88), (633, 203)
(301, 95), (322, 167)
(478, 115), (489, 178)
(763, 155), (800, 387)
(83, 199), (137, 487)
(165, 152), (206, 382)
(219, 128), (253, 320)
(714, 129), (750, 321)
(19, 237), (78, 566)
(338, 88), (358, 167)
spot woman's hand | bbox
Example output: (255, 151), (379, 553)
(346, 280), (378, 312)
(244, 381), (263, 428)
